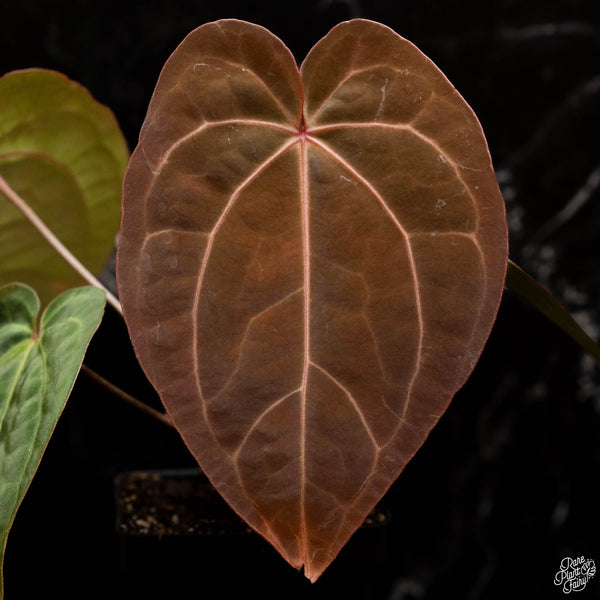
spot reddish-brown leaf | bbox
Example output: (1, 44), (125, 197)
(117, 19), (507, 581)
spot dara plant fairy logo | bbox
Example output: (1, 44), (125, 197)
(554, 556), (596, 594)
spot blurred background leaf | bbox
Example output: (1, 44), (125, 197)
(0, 69), (129, 306)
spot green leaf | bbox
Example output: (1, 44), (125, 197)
(505, 259), (600, 367)
(0, 69), (129, 306)
(0, 283), (105, 597)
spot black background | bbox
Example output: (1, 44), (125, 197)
(2, 1), (600, 598)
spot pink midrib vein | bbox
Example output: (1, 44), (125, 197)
(186, 118), (313, 558)
(298, 128), (310, 556)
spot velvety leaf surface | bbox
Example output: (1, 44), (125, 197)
(0, 283), (105, 595)
(117, 19), (508, 581)
(0, 69), (129, 305)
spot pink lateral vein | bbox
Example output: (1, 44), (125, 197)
(192, 136), (298, 441)
(147, 118), (298, 175)
(307, 135), (424, 419)
(310, 361), (381, 451)
(309, 121), (482, 230)
(232, 387), (302, 463)
(207, 287), (304, 404)
(306, 64), (397, 123)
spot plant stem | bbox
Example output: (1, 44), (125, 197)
(81, 364), (173, 428)
(0, 174), (123, 315)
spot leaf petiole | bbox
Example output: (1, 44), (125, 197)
(0, 174), (122, 315)
(81, 364), (173, 428)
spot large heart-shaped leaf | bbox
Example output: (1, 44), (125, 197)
(117, 19), (508, 581)
(0, 69), (129, 305)
(0, 283), (105, 595)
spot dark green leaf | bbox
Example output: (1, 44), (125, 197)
(0, 283), (105, 596)
(506, 260), (600, 367)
